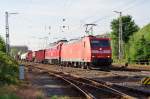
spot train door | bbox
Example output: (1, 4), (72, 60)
(58, 44), (62, 64)
(82, 41), (86, 62)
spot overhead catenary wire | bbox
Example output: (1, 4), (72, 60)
(82, 0), (147, 25)
(84, 0), (148, 36)
(59, 0), (73, 33)
(122, 0), (146, 12)
(61, 0), (142, 34)
(59, 0), (148, 40)
(81, 0), (140, 23)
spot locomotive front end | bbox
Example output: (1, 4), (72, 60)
(90, 38), (112, 66)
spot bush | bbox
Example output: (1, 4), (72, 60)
(0, 94), (19, 99)
(0, 37), (6, 53)
(128, 23), (150, 63)
(0, 51), (19, 84)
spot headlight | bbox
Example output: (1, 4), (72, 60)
(107, 56), (110, 58)
(92, 56), (95, 58)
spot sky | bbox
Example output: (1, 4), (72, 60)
(0, 0), (150, 50)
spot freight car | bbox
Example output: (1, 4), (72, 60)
(61, 35), (112, 68)
(20, 52), (28, 61)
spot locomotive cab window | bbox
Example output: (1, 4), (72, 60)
(90, 40), (110, 48)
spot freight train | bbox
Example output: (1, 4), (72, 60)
(21, 35), (112, 69)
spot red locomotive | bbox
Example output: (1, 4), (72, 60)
(45, 41), (65, 64)
(34, 50), (45, 63)
(61, 35), (112, 68)
(25, 35), (112, 68)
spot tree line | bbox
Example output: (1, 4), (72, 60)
(0, 36), (18, 85)
(111, 15), (150, 64)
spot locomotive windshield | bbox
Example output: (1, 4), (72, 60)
(90, 39), (110, 48)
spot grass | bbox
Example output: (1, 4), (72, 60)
(50, 95), (70, 99)
(0, 94), (19, 99)
(0, 85), (20, 99)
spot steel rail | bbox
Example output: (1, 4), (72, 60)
(31, 65), (134, 99)
(51, 72), (97, 99)
(25, 63), (150, 98)
(88, 78), (150, 98)
(48, 72), (125, 99)
(32, 66), (97, 99)
(57, 72), (134, 99)
(30, 65), (96, 99)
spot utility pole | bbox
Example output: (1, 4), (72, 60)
(5, 12), (9, 55)
(84, 24), (96, 35)
(114, 11), (123, 60)
(5, 11), (18, 55)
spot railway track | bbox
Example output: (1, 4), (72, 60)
(90, 79), (150, 98)
(50, 72), (132, 99)
(24, 61), (150, 72)
(27, 64), (145, 99)
(49, 72), (150, 99)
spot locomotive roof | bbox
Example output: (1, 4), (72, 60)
(48, 39), (68, 47)
(66, 35), (110, 44)
(46, 35), (110, 46)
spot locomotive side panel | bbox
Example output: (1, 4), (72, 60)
(45, 43), (63, 64)
(82, 37), (91, 62)
(61, 40), (84, 62)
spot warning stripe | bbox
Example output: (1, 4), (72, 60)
(141, 77), (150, 85)
(144, 78), (150, 85)
(148, 79), (150, 84)
(142, 77), (149, 84)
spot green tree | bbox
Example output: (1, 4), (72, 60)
(0, 51), (19, 84)
(135, 35), (146, 60)
(10, 48), (18, 58)
(128, 24), (150, 63)
(0, 36), (6, 52)
(0, 36), (18, 84)
(132, 35), (150, 61)
(110, 15), (139, 59)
